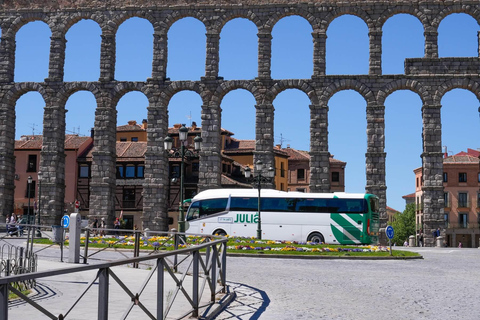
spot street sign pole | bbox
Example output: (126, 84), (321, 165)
(386, 225), (394, 256)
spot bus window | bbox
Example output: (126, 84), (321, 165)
(186, 202), (200, 221)
(230, 197), (257, 211)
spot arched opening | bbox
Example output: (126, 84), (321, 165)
(384, 90), (423, 212)
(220, 89), (256, 140)
(382, 14), (424, 74)
(116, 17), (154, 81)
(271, 15), (313, 79)
(438, 13), (479, 57)
(326, 15), (369, 75)
(219, 18), (257, 80)
(167, 18), (206, 80)
(15, 21), (51, 82)
(65, 19), (101, 81)
(328, 90), (367, 191)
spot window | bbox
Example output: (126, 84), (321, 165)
(444, 213), (449, 227)
(332, 172), (340, 182)
(131, 137), (138, 142)
(122, 188), (136, 208)
(27, 154), (37, 172)
(477, 192), (480, 208)
(79, 165), (90, 178)
(280, 183), (285, 191)
(137, 165), (145, 178)
(116, 166), (125, 178)
(297, 169), (305, 180)
(459, 213), (468, 228)
(459, 172), (467, 182)
(120, 137), (127, 142)
(296, 188), (306, 192)
(222, 163), (227, 173)
(478, 172), (480, 183)
(443, 172), (448, 182)
(171, 165), (180, 178)
(125, 165), (135, 178)
(458, 192), (468, 207)
(443, 192), (449, 207)
(25, 180), (36, 198)
(416, 177), (419, 187)
(280, 162), (285, 178)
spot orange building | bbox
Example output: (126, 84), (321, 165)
(414, 148), (480, 247)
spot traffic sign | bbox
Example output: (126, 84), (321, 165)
(386, 225), (394, 239)
(62, 215), (70, 228)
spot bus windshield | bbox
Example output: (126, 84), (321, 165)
(186, 198), (228, 221)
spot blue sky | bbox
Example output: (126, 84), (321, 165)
(12, 12), (480, 212)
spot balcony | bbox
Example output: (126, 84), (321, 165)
(446, 222), (480, 229)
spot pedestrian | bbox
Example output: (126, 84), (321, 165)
(100, 218), (106, 236)
(114, 217), (120, 235)
(458, 241), (462, 248)
(92, 218), (98, 236)
(436, 228), (441, 237)
(403, 239), (409, 247)
(417, 229), (424, 247)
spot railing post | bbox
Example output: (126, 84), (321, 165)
(98, 268), (109, 320)
(221, 241), (227, 293)
(84, 229), (90, 264)
(157, 258), (164, 320)
(133, 231), (140, 268)
(192, 250), (199, 318)
(0, 284), (8, 320)
(173, 231), (178, 272)
(211, 245), (217, 302)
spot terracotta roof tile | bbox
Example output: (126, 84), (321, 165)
(15, 135), (91, 150)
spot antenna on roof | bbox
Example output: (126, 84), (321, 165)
(186, 112), (192, 127)
(28, 123), (38, 136)
(275, 133), (291, 148)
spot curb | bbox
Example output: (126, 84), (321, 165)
(226, 252), (424, 260)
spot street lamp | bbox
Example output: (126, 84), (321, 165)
(244, 160), (274, 239)
(27, 175), (32, 224)
(164, 124), (203, 234)
(36, 171), (42, 237)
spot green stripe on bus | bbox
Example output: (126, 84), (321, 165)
(330, 214), (362, 243)
(331, 224), (356, 245)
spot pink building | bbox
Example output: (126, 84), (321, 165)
(14, 135), (93, 219)
(414, 148), (480, 247)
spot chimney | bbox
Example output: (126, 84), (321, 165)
(128, 120), (137, 126)
(142, 119), (148, 129)
(192, 121), (197, 130)
(90, 128), (95, 139)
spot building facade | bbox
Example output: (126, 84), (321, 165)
(414, 148), (480, 247)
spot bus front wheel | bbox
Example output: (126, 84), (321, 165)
(308, 232), (325, 244)
(213, 229), (227, 237)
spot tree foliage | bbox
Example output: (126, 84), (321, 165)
(389, 203), (416, 245)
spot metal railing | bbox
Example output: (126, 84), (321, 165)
(0, 229), (228, 320)
(0, 244), (37, 292)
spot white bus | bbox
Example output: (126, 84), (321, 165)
(185, 188), (380, 244)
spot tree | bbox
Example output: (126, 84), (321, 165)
(389, 203), (416, 245)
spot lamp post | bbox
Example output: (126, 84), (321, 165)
(164, 124), (202, 234)
(244, 160), (274, 239)
(27, 175), (32, 224)
(36, 171), (42, 237)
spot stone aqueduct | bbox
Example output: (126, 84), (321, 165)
(0, 0), (479, 246)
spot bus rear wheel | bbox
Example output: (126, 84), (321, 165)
(213, 229), (227, 237)
(308, 232), (325, 244)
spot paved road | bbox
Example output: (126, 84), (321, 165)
(3, 236), (479, 320)
(220, 247), (480, 320)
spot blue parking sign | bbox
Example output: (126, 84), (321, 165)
(386, 225), (394, 239)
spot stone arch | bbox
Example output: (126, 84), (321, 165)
(321, 6), (372, 31)
(63, 13), (104, 38)
(9, 12), (50, 35)
(163, 9), (210, 32)
(320, 80), (374, 106)
(267, 80), (319, 105)
(3, 83), (48, 106)
(162, 81), (210, 107)
(433, 5), (480, 28)
(214, 9), (262, 33)
(377, 6), (430, 30)
(62, 82), (103, 107)
(377, 79), (431, 106)
(213, 80), (260, 106)
(433, 78), (480, 105)
(264, 7), (320, 33)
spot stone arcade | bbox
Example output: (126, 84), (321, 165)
(0, 0), (479, 246)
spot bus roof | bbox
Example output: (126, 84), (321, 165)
(190, 188), (371, 201)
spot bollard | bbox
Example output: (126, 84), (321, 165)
(409, 235), (415, 247)
(436, 236), (444, 247)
